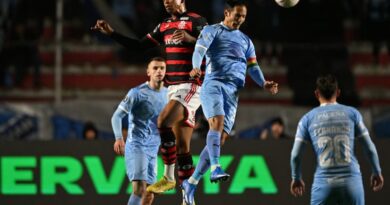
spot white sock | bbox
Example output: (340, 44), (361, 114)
(210, 164), (220, 172)
(188, 176), (199, 185)
(164, 164), (175, 181)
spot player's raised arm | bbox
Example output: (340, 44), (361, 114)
(91, 19), (158, 51)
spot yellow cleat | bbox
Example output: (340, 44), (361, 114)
(146, 177), (176, 194)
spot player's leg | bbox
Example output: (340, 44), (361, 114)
(130, 180), (147, 205)
(174, 83), (201, 185)
(340, 177), (364, 205)
(125, 145), (149, 205)
(174, 123), (195, 185)
(181, 132), (229, 205)
(310, 181), (332, 205)
(142, 152), (159, 205)
(148, 83), (200, 194)
(147, 100), (184, 193)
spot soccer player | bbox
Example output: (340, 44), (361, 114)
(111, 57), (167, 205)
(181, 1), (278, 204)
(290, 74), (384, 205)
(92, 0), (208, 195)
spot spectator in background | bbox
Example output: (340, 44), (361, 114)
(238, 117), (290, 140)
(82, 121), (98, 140)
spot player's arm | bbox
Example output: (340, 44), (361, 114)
(191, 25), (216, 78)
(111, 89), (136, 155)
(246, 40), (278, 94)
(290, 118), (309, 197)
(355, 111), (384, 191)
(111, 108), (126, 155)
(91, 19), (158, 51)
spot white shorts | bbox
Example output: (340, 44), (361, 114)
(168, 83), (201, 127)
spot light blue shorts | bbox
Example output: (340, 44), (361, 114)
(124, 143), (158, 185)
(200, 80), (239, 134)
(311, 176), (364, 205)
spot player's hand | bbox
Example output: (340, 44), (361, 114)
(290, 179), (305, 197)
(264, 81), (278, 95)
(172, 30), (196, 44)
(91, 19), (114, 35)
(190, 68), (202, 78)
(371, 173), (384, 192)
(113, 139), (125, 155)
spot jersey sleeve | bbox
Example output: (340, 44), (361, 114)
(245, 39), (256, 60)
(195, 25), (218, 51)
(118, 88), (138, 113)
(295, 115), (311, 143)
(146, 23), (163, 45)
(353, 109), (369, 138)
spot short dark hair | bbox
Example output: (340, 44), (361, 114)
(271, 117), (284, 126)
(316, 74), (338, 100)
(149, 57), (165, 63)
(225, 0), (247, 10)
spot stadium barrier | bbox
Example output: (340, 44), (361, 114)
(1, 140), (388, 205)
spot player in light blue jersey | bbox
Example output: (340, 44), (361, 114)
(111, 57), (168, 205)
(290, 74), (384, 205)
(181, 1), (278, 204)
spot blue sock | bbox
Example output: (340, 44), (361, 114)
(206, 130), (221, 166)
(192, 147), (211, 181)
(128, 194), (141, 205)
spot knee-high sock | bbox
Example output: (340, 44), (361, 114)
(128, 194), (141, 205)
(159, 127), (176, 181)
(190, 147), (211, 184)
(177, 152), (195, 185)
(206, 130), (221, 166)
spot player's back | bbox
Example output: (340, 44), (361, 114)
(203, 23), (253, 88)
(123, 83), (168, 146)
(301, 103), (363, 180)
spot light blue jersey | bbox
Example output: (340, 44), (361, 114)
(112, 82), (168, 185)
(195, 23), (257, 88)
(292, 103), (382, 205)
(295, 103), (368, 179)
(118, 82), (168, 147)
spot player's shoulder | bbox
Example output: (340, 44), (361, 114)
(338, 103), (361, 117)
(130, 82), (147, 93)
(186, 12), (203, 19)
(203, 23), (221, 32)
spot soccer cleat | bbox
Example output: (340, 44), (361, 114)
(181, 179), (197, 205)
(146, 177), (176, 194)
(210, 166), (230, 183)
(181, 189), (196, 205)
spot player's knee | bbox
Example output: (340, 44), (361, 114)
(208, 116), (224, 132)
(157, 114), (169, 128)
(132, 183), (146, 196)
(142, 191), (154, 204)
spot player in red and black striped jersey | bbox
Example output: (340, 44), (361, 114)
(92, 0), (207, 199)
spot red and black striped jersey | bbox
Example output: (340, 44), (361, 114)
(146, 12), (207, 85)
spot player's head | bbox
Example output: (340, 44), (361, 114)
(147, 57), (166, 83)
(223, 0), (247, 30)
(315, 74), (340, 101)
(163, 0), (186, 15)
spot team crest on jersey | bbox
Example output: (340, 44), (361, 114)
(178, 21), (187, 29)
(180, 17), (189, 21)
